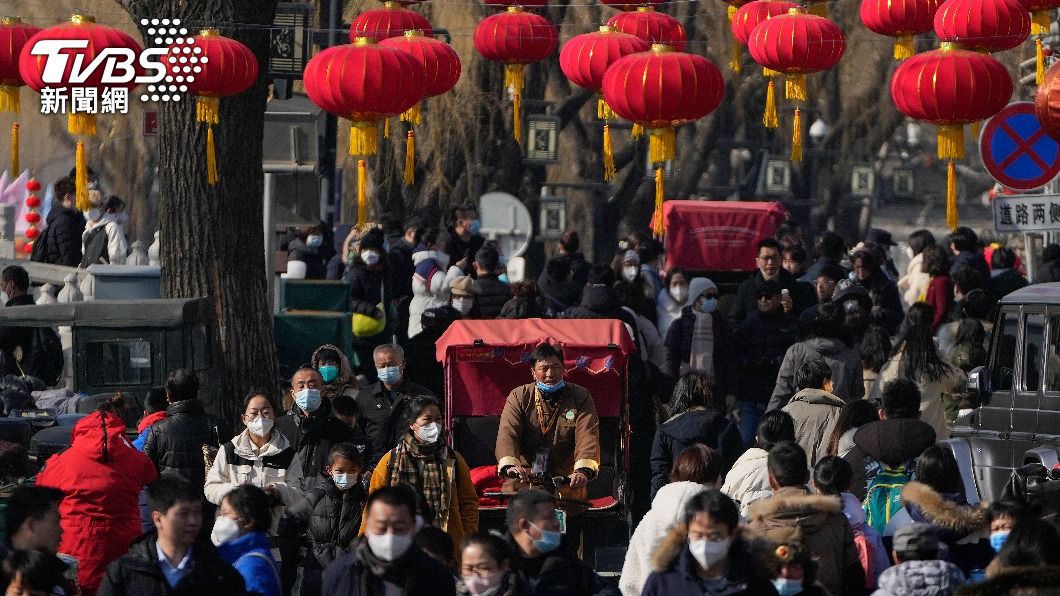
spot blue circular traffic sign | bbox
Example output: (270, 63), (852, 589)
(980, 102), (1060, 190)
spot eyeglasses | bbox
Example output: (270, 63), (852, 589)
(757, 254), (780, 262)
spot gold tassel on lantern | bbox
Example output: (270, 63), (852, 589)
(603, 124), (616, 182)
(598, 98), (616, 121)
(785, 74), (807, 101)
(649, 127), (676, 164)
(970, 120), (981, 139)
(947, 160), (958, 230)
(632, 123), (644, 138)
(401, 101), (423, 125)
(75, 141), (89, 212)
(728, 4), (737, 22)
(894, 35), (915, 60)
(383, 117), (390, 139)
(10, 123), (18, 177)
(504, 63), (525, 143)
(0, 85), (18, 113)
(764, 80), (779, 129)
(357, 159), (368, 227)
(763, 67), (781, 77)
(1038, 38), (1046, 86)
(68, 113), (96, 136)
(206, 126), (219, 185)
(937, 124), (964, 160)
(791, 108), (804, 162)
(404, 130), (415, 186)
(349, 120), (379, 156)
(729, 37), (742, 73)
(1032, 9), (1050, 35)
(653, 167), (665, 238)
(196, 96), (219, 125)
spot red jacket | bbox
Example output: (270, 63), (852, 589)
(924, 275), (953, 332)
(136, 410), (166, 434)
(37, 411), (158, 596)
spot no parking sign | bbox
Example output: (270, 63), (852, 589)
(980, 102), (1060, 190)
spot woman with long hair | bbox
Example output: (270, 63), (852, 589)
(920, 244), (953, 332)
(859, 325), (892, 398)
(898, 229), (936, 309)
(649, 373), (742, 499)
(825, 399), (879, 458)
(870, 303), (965, 439)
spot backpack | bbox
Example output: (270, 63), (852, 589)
(79, 224), (109, 268)
(863, 465), (913, 534)
(16, 327), (63, 387)
(29, 224), (51, 263)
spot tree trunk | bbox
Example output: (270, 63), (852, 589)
(118, 0), (279, 421)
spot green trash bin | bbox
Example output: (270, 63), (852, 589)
(281, 280), (351, 312)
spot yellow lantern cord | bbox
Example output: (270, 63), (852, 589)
(196, 96), (219, 125)
(383, 117), (390, 139)
(785, 74), (807, 101)
(632, 123), (644, 138)
(763, 67), (781, 77)
(729, 37), (742, 73)
(1032, 9), (1050, 35)
(970, 120), (981, 139)
(10, 123), (18, 177)
(791, 108), (803, 162)
(401, 101), (423, 125)
(350, 120), (379, 156)
(404, 130), (415, 186)
(68, 113), (96, 136)
(75, 141), (90, 212)
(649, 127), (676, 164)
(598, 97), (616, 121)
(0, 85), (19, 113)
(1038, 38), (1046, 86)
(603, 124), (616, 182)
(357, 159), (368, 227)
(764, 79), (779, 129)
(505, 63), (524, 143)
(894, 35), (915, 60)
(653, 167), (665, 238)
(727, 4), (737, 22)
(206, 126), (219, 186)
(947, 159), (958, 230)
(937, 124), (964, 160)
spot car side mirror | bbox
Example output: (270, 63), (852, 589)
(968, 366), (989, 404)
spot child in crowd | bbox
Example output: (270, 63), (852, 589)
(132, 387), (167, 451)
(813, 456), (889, 590)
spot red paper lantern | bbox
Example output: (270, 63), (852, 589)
(933, 0), (1028, 52)
(600, 0), (668, 11)
(19, 14), (143, 212)
(24, 226), (37, 240)
(891, 43), (1013, 228)
(351, 3), (433, 41)
(1036, 60), (1060, 141)
(166, 30), (258, 185)
(607, 8), (687, 51)
(730, 1), (796, 71)
(860, 0), (941, 58)
(379, 30), (461, 123)
(25, 196), (39, 208)
(0, 18), (40, 112)
(25, 178), (39, 192)
(473, 7), (557, 142)
(483, 0), (550, 7)
(24, 211), (39, 224)
(602, 45), (725, 236)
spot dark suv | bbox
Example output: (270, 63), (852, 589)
(956, 283), (1060, 503)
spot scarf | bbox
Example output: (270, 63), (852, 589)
(355, 537), (415, 595)
(688, 310), (715, 382)
(389, 433), (451, 530)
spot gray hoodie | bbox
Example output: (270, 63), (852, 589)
(872, 559), (966, 596)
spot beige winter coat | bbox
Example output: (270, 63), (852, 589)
(871, 346), (966, 440)
(721, 447), (772, 518)
(783, 388), (846, 467)
(899, 252), (930, 309)
(204, 429), (304, 507)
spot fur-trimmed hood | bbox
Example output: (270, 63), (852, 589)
(747, 486), (844, 544)
(652, 523), (692, 572)
(956, 566), (1060, 595)
(900, 481), (988, 536)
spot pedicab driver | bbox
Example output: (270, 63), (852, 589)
(495, 343), (601, 500)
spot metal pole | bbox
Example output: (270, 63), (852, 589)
(1026, 232), (1038, 283)
(264, 172), (275, 314)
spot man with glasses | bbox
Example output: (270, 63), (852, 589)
(731, 239), (814, 323)
(496, 343), (601, 500)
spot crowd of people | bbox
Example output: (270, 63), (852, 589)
(3, 208), (1060, 596)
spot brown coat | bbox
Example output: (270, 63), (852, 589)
(782, 388), (846, 468)
(747, 486), (862, 596)
(495, 382), (601, 485)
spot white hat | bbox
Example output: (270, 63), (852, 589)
(688, 277), (718, 302)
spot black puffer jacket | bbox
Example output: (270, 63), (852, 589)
(734, 310), (799, 405)
(275, 399), (363, 494)
(97, 533), (245, 596)
(346, 260), (389, 319)
(649, 408), (742, 498)
(538, 267), (582, 314)
(39, 205), (85, 266)
(284, 475), (367, 571)
(475, 275), (511, 319)
(143, 399), (220, 491)
(354, 378), (434, 466)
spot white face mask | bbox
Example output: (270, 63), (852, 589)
(361, 250), (381, 266)
(210, 516), (241, 546)
(689, 537), (731, 569)
(622, 266), (638, 282)
(669, 285), (689, 303)
(452, 297), (473, 315)
(84, 208), (101, 222)
(366, 531), (413, 561)
(246, 416), (273, 438)
(417, 421), (441, 444)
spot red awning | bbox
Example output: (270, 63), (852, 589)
(435, 318), (636, 363)
(662, 200), (788, 272)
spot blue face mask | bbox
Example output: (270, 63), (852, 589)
(295, 388), (322, 413)
(332, 472), (357, 490)
(377, 366), (402, 386)
(536, 380), (566, 394)
(306, 234), (323, 249)
(319, 365), (339, 384)
(469, 219), (482, 236)
(772, 578), (804, 596)
(529, 522), (562, 554)
(990, 530), (1009, 552)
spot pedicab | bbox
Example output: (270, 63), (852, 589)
(435, 318), (635, 569)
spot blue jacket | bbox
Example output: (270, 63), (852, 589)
(642, 532), (778, 596)
(217, 531), (281, 596)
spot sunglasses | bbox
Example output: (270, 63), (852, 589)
(757, 293), (778, 300)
